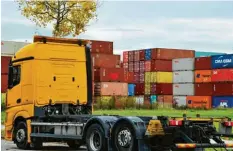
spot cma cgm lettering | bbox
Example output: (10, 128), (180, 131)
(211, 54), (233, 69)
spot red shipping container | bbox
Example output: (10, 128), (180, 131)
(128, 51), (134, 62)
(133, 72), (140, 83)
(151, 48), (195, 60)
(94, 68), (100, 81)
(1, 74), (8, 93)
(152, 60), (172, 72)
(213, 83), (233, 96)
(139, 72), (145, 83)
(140, 61), (145, 72)
(123, 51), (129, 63)
(1, 56), (11, 74)
(143, 95), (151, 109)
(195, 83), (213, 96)
(134, 51), (140, 62)
(135, 83), (145, 95)
(123, 63), (128, 72)
(91, 40), (113, 54)
(91, 53), (120, 68)
(139, 50), (145, 61)
(134, 62), (140, 72)
(128, 62), (134, 72)
(96, 68), (124, 82)
(195, 57), (211, 70)
(212, 69), (233, 82)
(151, 83), (173, 95)
(145, 61), (152, 72)
(124, 72), (134, 83)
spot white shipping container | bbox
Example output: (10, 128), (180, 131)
(1, 41), (30, 56)
(173, 71), (194, 83)
(173, 84), (194, 95)
(135, 96), (144, 105)
(173, 96), (187, 107)
(172, 58), (194, 71)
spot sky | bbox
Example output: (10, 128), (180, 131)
(1, 1), (233, 55)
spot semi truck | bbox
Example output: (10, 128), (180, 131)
(4, 35), (233, 151)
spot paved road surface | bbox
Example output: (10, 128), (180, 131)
(1, 139), (87, 151)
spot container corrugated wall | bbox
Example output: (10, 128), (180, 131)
(157, 72), (173, 83)
(173, 96), (187, 107)
(172, 58), (194, 71)
(173, 84), (194, 95)
(186, 96), (212, 109)
(211, 54), (233, 69)
(195, 70), (212, 83)
(173, 71), (194, 83)
(212, 96), (233, 108)
(94, 82), (128, 96)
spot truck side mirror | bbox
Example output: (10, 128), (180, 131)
(8, 66), (13, 89)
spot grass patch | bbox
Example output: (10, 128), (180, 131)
(1, 112), (5, 124)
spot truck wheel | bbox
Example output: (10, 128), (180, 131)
(86, 124), (107, 151)
(13, 121), (30, 149)
(112, 122), (137, 151)
(67, 140), (82, 149)
(30, 139), (43, 150)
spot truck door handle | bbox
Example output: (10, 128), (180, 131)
(17, 99), (21, 104)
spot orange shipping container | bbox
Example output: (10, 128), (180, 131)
(186, 96), (212, 109)
(94, 82), (128, 96)
(195, 70), (212, 83)
(157, 95), (173, 108)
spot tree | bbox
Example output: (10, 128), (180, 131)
(16, 0), (98, 37)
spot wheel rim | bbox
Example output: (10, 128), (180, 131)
(117, 127), (132, 148)
(90, 130), (101, 151)
(16, 129), (26, 143)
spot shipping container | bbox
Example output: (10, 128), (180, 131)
(139, 72), (145, 83)
(150, 72), (157, 83)
(143, 96), (151, 109)
(195, 70), (212, 83)
(151, 83), (173, 95)
(139, 50), (145, 60)
(124, 72), (134, 83)
(145, 72), (151, 83)
(1, 40), (30, 56)
(91, 53), (120, 68)
(91, 40), (113, 54)
(157, 72), (173, 83)
(212, 69), (233, 82)
(94, 96), (114, 109)
(145, 61), (152, 72)
(152, 60), (172, 72)
(195, 57), (211, 70)
(212, 96), (233, 108)
(173, 96), (187, 107)
(96, 68), (124, 82)
(1, 56), (11, 74)
(211, 54), (233, 69)
(1, 74), (8, 93)
(145, 49), (151, 60)
(172, 58), (194, 71)
(145, 83), (151, 95)
(139, 61), (145, 72)
(128, 84), (135, 96)
(123, 63), (128, 72)
(128, 51), (134, 62)
(135, 96), (144, 105)
(134, 62), (140, 72)
(157, 95), (173, 108)
(195, 83), (213, 96)
(153, 48), (195, 60)
(173, 84), (194, 95)
(133, 72), (140, 83)
(128, 62), (134, 72)
(186, 96), (212, 109)
(213, 83), (233, 96)
(135, 83), (144, 95)
(173, 71), (194, 83)
(94, 82), (128, 96)
(123, 51), (129, 63)
(195, 51), (226, 58)
(150, 95), (157, 104)
(134, 51), (140, 62)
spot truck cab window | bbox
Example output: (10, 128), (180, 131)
(12, 66), (21, 86)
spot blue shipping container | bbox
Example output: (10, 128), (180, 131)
(212, 96), (233, 108)
(195, 51), (226, 57)
(150, 95), (157, 104)
(128, 84), (135, 96)
(211, 54), (233, 69)
(145, 49), (151, 60)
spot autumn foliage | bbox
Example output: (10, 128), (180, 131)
(16, 0), (97, 37)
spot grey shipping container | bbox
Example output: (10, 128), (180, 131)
(173, 84), (194, 95)
(173, 96), (187, 107)
(172, 58), (194, 71)
(1, 40), (30, 56)
(173, 71), (194, 83)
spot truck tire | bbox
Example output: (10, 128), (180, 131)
(30, 139), (43, 150)
(85, 124), (107, 151)
(13, 121), (30, 149)
(67, 140), (82, 149)
(112, 121), (137, 151)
